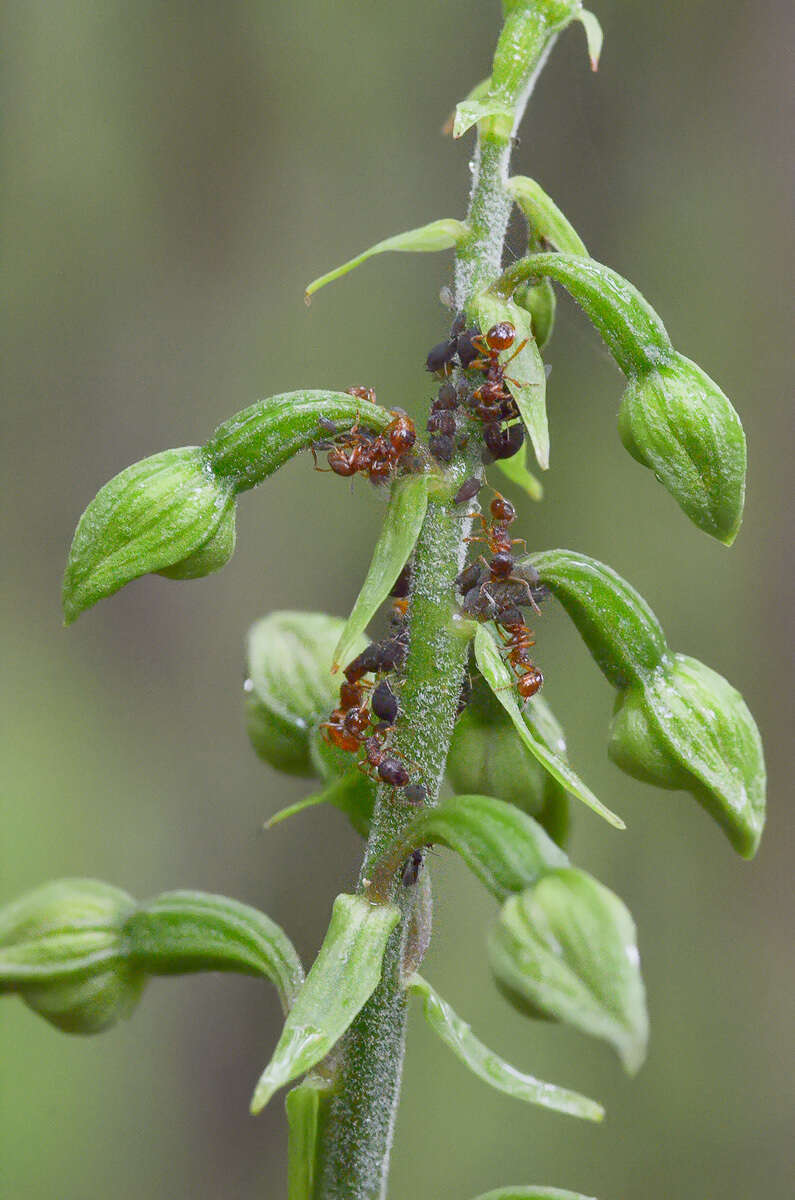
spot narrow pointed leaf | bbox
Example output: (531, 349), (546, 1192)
(475, 293), (549, 469)
(407, 974), (603, 1121)
(489, 869), (648, 1073)
(250, 895), (399, 1113)
(246, 612), (368, 777)
(124, 891), (304, 1014)
(577, 10), (603, 70)
(305, 220), (468, 299)
(384, 795), (566, 902)
(507, 177), (588, 256)
(266, 766), (375, 838)
(333, 474), (429, 670)
(526, 549), (668, 688)
(495, 444), (544, 500)
(469, 1188), (598, 1200)
(286, 1074), (333, 1200)
(474, 626), (625, 829)
(498, 252), (673, 378)
(62, 447), (236, 624)
(453, 98), (514, 138)
(206, 391), (392, 491)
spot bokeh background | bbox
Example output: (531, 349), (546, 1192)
(2, 1), (792, 1197)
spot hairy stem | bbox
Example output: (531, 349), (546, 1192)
(311, 19), (553, 1198)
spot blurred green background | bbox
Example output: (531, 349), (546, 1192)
(1, 1), (792, 1197)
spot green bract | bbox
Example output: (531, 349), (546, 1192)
(205, 391), (391, 491)
(447, 680), (569, 845)
(286, 1074), (333, 1200)
(619, 352), (746, 544)
(245, 611), (367, 777)
(494, 441), (544, 500)
(250, 894), (399, 1113)
(266, 766), (375, 839)
(0, 879), (141, 1034)
(489, 868), (648, 1074)
(475, 293), (548, 469)
(529, 549), (766, 856)
(332, 473), (429, 670)
(62, 447), (236, 624)
(407, 974), (603, 1121)
(305, 219), (468, 299)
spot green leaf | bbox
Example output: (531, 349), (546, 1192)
(246, 612), (368, 777)
(332, 473), (429, 670)
(389, 795), (567, 902)
(407, 973), (603, 1121)
(305, 219), (468, 298)
(577, 9), (603, 71)
(62, 447), (236, 624)
(526, 549), (668, 689)
(489, 869), (648, 1073)
(610, 656), (766, 858)
(468, 1188), (598, 1200)
(507, 177), (588, 256)
(266, 766), (375, 839)
(250, 894), (400, 1113)
(494, 442), (544, 500)
(473, 626), (625, 829)
(475, 293), (549, 470)
(286, 1074), (333, 1200)
(498, 252), (673, 378)
(619, 353), (746, 544)
(447, 682), (570, 846)
(205, 391), (392, 492)
(124, 890), (304, 1014)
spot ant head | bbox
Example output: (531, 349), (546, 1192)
(490, 492), (516, 523)
(485, 321), (515, 352)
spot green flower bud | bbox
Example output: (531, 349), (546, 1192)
(245, 612), (368, 777)
(515, 279), (556, 350)
(618, 353), (746, 544)
(0, 880), (143, 1033)
(62, 447), (236, 624)
(447, 680), (570, 846)
(608, 655), (766, 858)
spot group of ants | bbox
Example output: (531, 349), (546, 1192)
(311, 315), (546, 887)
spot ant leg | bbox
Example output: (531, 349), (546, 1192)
(506, 574), (542, 615)
(502, 338), (529, 367)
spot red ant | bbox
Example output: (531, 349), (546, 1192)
(464, 491), (542, 613)
(314, 411), (417, 483)
(495, 611), (544, 699)
(464, 322), (528, 417)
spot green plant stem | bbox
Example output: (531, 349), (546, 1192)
(312, 45), (545, 1200)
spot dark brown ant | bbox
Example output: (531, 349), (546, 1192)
(360, 731), (410, 788)
(401, 849), (424, 887)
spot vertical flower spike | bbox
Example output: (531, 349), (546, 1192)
(528, 549), (766, 856)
